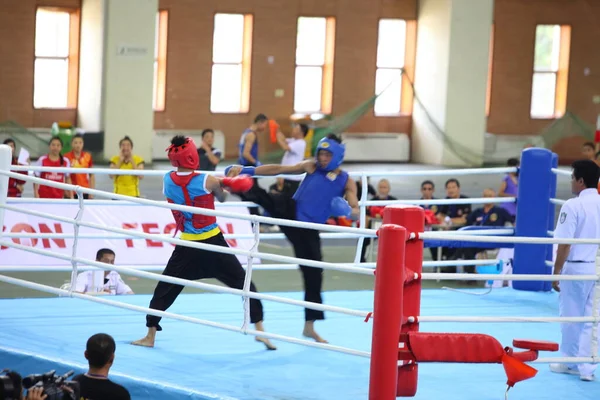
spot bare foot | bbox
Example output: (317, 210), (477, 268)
(131, 336), (155, 347)
(132, 328), (156, 348)
(303, 322), (328, 344)
(255, 336), (277, 350)
(254, 321), (277, 350)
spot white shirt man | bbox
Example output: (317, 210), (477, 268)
(551, 160), (600, 381)
(74, 248), (133, 295)
(275, 123), (307, 194)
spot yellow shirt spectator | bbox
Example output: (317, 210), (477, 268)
(110, 154), (144, 197)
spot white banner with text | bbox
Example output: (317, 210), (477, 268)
(1, 202), (258, 267)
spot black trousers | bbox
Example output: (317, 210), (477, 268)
(146, 233), (264, 330)
(243, 184), (325, 321)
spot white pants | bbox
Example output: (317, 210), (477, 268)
(559, 262), (599, 376)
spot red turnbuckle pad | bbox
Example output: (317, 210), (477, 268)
(512, 339), (559, 352)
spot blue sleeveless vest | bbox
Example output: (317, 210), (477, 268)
(293, 169), (348, 224)
(238, 129), (258, 166)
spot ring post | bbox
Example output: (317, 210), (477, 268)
(513, 147), (553, 291)
(383, 205), (424, 397)
(369, 224), (407, 400)
(543, 152), (559, 291)
(0, 145), (11, 236)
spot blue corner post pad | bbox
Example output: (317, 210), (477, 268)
(513, 148), (554, 292)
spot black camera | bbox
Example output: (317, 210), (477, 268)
(22, 370), (80, 400)
(1, 369), (22, 400)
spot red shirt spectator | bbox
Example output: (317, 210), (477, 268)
(34, 155), (72, 198)
(8, 156), (27, 197)
(3, 139), (28, 197)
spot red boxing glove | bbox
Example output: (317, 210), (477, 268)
(424, 209), (437, 225)
(369, 206), (385, 218)
(222, 175), (254, 193)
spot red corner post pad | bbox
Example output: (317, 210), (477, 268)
(398, 333), (558, 387)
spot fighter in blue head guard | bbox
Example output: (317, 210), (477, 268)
(314, 136), (345, 172)
(224, 133), (359, 344)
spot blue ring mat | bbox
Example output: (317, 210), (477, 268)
(0, 289), (598, 399)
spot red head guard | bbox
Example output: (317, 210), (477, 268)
(166, 137), (199, 170)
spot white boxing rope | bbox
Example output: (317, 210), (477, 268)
(0, 205), (375, 276)
(0, 274), (370, 358)
(10, 165), (518, 178)
(1, 232), (374, 240)
(0, 260), (502, 273)
(418, 231), (600, 246)
(364, 197), (515, 206)
(0, 170), (377, 237)
(413, 316), (599, 323)
(7, 195), (516, 207)
(0, 239), (371, 319)
(420, 272), (598, 282)
(551, 168), (571, 177)
(1, 229), (514, 241)
(550, 198), (566, 206)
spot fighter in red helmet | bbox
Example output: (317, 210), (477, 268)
(133, 136), (276, 350)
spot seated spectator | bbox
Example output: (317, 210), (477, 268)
(451, 188), (513, 273)
(356, 177), (376, 201)
(418, 180), (440, 261)
(109, 136), (144, 197)
(582, 142), (596, 162)
(437, 178), (471, 226)
(73, 333), (131, 400)
(198, 129), (222, 171)
(74, 249), (133, 295)
(360, 179), (397, 262)
(34, 137), (73, 199)
(498, 157), (519, 222)
(436, 178), (471, 263)
(4, 139), (27, 198)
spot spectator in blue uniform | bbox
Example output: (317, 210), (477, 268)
(225, 134), (360, 343)
(237, 114), (270, 216)
(451, 188), (512, 274)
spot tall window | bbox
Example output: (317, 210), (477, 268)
(374, 19), (406, 116)
(486, 24), (494, 117)
(34, 7), (80, 109)
(210, 13), (253, 114)
(153, 10), (168, 111)
(530, 24), (571, 119)
(294, 17), (336, 114)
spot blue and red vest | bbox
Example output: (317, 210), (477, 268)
(163, 172), (220, 240)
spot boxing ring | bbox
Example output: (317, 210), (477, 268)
(0, 146), (599, 400)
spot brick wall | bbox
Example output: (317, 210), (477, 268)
(489, 0), (600, 160)
(1, 0), (598, 159)
(0, 0), (79, 128)
(154, 0), (416, 157)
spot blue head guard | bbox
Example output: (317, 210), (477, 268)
(315, 137), (345, 172)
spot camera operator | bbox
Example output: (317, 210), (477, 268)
(72, 334), (130, 400)
(1, 369), (65, 400)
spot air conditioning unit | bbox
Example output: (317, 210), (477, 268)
(341, 133), (410, 162)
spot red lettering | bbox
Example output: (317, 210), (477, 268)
(142, 223), (163, 247)
(122, 223), (138, 248)
(38, 223), (67, 249)
(219, 223), (237, 247)
(164, 223), (177, 247)
(10, 223), (39, 247)
(1, 226), (6, 250)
